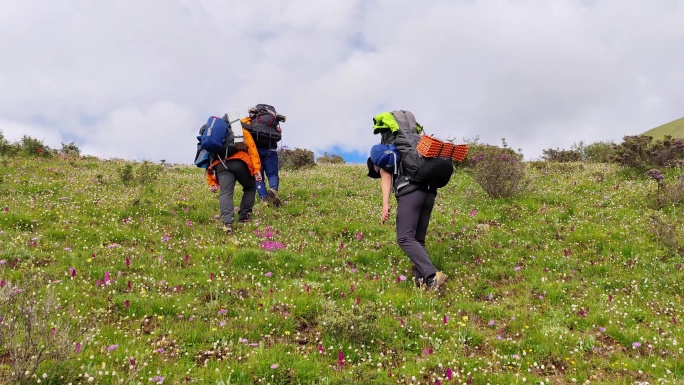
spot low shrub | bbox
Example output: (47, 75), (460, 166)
(278, 147), (315, 171)
(316, 152), (345, 165)
(541, 148), (583, 163)
(465, 141), (527, 198)
(613, 135), (684, 169)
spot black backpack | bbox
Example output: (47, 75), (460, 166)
(242, 104), (283, 149)
(374, 110), (454, 194)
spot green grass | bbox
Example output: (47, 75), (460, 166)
(642, 116), (684, 140)
(1, 156), (683, 384)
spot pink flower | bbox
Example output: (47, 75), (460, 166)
(469, 209), (477, 217)
(270, 364), (279, 369)
(125, 300), (130, 309)
(442, 315), (448, 325)
(356, 231), (363, 240)
(488, 320), (495, 326)
(264, 271), (272, 277)
(446, 367), (453, 380)
(632, 342), (642, 348)
(337, 349), (344, 367)
(74, 342), (82, 353)
(107, 344), (118, 350)
(513, 266), (521, 272)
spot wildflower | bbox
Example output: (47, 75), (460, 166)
(609, 295), (613, 302)
(264, 271), (272, 277)
(64, 247), (71, 251)
(446, 367), (453, 380)
(632, 342), (642, 349)
(69, 267), (76, 277)
(104, 271), (110, 284)
(75, 342), (82, 353)
(318, 344), (323, 353)
(337, 349), (344, 367)
(647, 169), (664, 182)
(108, 344), (118, 350)
(218, 309), (227, 315)
(0, 281), (5, 287)
(186, 220), (192, 226)
(270, 364), (279, 369)
(219, 321), (226, 327)
(210, 273), (214, 281)
(488, 320), (495, 327)
(599, 327), (606, 332)
(150, 376), (164, 383)
(126, 258), (130, 268)
(125, 300), (130, 309)
(428, 345), (433, 354)
(469, 209), (477, 217)
(398, 275), (407, 282)
(130, 358), (136, 366)
(356, 231), (363, 240)
(514, 266), (521, 272)
(341, 291), (345, 299)
(356, 296), (360, 305)
(161, 234), (170, 242)
(442, 315), (448, 325)
(127, 281), (131, 290)
(422, 348), (428, 357)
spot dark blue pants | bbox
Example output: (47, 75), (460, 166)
(256, 148), (280, 199)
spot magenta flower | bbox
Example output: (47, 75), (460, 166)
(69, 267), (76, 277)
(125, 257), (130, 268)
(104, 271), (110, 284)
(356, 296), (360, 305)
(337, 349), (344, 367)
(270, 363), (279, 369)
(488, 319), (495, 326)
(210, 273), (214, 281)
(264, 271), (272, 277)
(446, 367), (453, 380)
(422, 348), (428, 357)
(125, 300), (130, 309)
(161, 233), (170, 242)
(356, 231), (363, 240)
(341, 291), (345, 299)
(442, 315), (448, 325)
(469, 209), (477, 217)
(318, 344), (324, 353)
(74, 342), (82, 353)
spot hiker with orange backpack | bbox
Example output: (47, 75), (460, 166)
(199, 114), (262, 235)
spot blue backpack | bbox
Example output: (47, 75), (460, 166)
(370, 144), (400, 172)
(194, 115), (242, 168)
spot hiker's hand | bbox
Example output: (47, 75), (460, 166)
(254, 173), (262, 182)
(381, 204), (391, 224)
(210, 185), (219, 193)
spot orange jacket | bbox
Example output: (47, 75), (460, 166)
(205, 120), (262, 187)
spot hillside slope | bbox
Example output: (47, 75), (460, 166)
(642, 116), (684, 139)
(1, 157), (683, 384)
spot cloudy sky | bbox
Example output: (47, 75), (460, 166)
(1, 0), (682, 164)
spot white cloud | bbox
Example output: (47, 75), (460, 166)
(1, 0), (683, 163)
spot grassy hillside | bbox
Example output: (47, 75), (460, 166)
(642, 117), (684, 140)
(1, 156), (683, 384)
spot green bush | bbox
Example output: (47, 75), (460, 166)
(320, 302), (378, 344)
(19, 135), (52, 158)
(465, 141), (527, 198)
(541, 148), (583, 162)
(60, 142), (81, 157)
(316, 152), (345, 165)
(137, 160), (162, 184)
(278, 147), (315, 171)
(118, 163), (135, 185)
(582, 141), (616, 163)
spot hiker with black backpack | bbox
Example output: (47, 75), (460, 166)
(196, 114), (262, 235)
(242, 104), (286, 207)
(367, 110), (462, 291)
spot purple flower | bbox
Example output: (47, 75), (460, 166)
(270, 363), (279, 369)
(632, 342), (642, 348)
(513, 266), (521, 272)
(264, 271), (272, 277)
(469, 209), (477, 217)
(150, 376), (165, 383)
(488, 320), (495, 326)
(107, 344), (118, 350)
(161, 233), (170, 242)
(74, 342), (82, 353)
(218, 309), (227, 315)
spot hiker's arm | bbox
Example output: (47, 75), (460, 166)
(379, 168), (392, 223)
(206, 169), (219, 192)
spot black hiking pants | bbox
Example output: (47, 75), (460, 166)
(215, 160), (256, 225)
(396, 188), (438, 283)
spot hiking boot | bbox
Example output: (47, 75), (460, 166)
(267, 188), (281, 207)
(425, 272), (447, 291)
